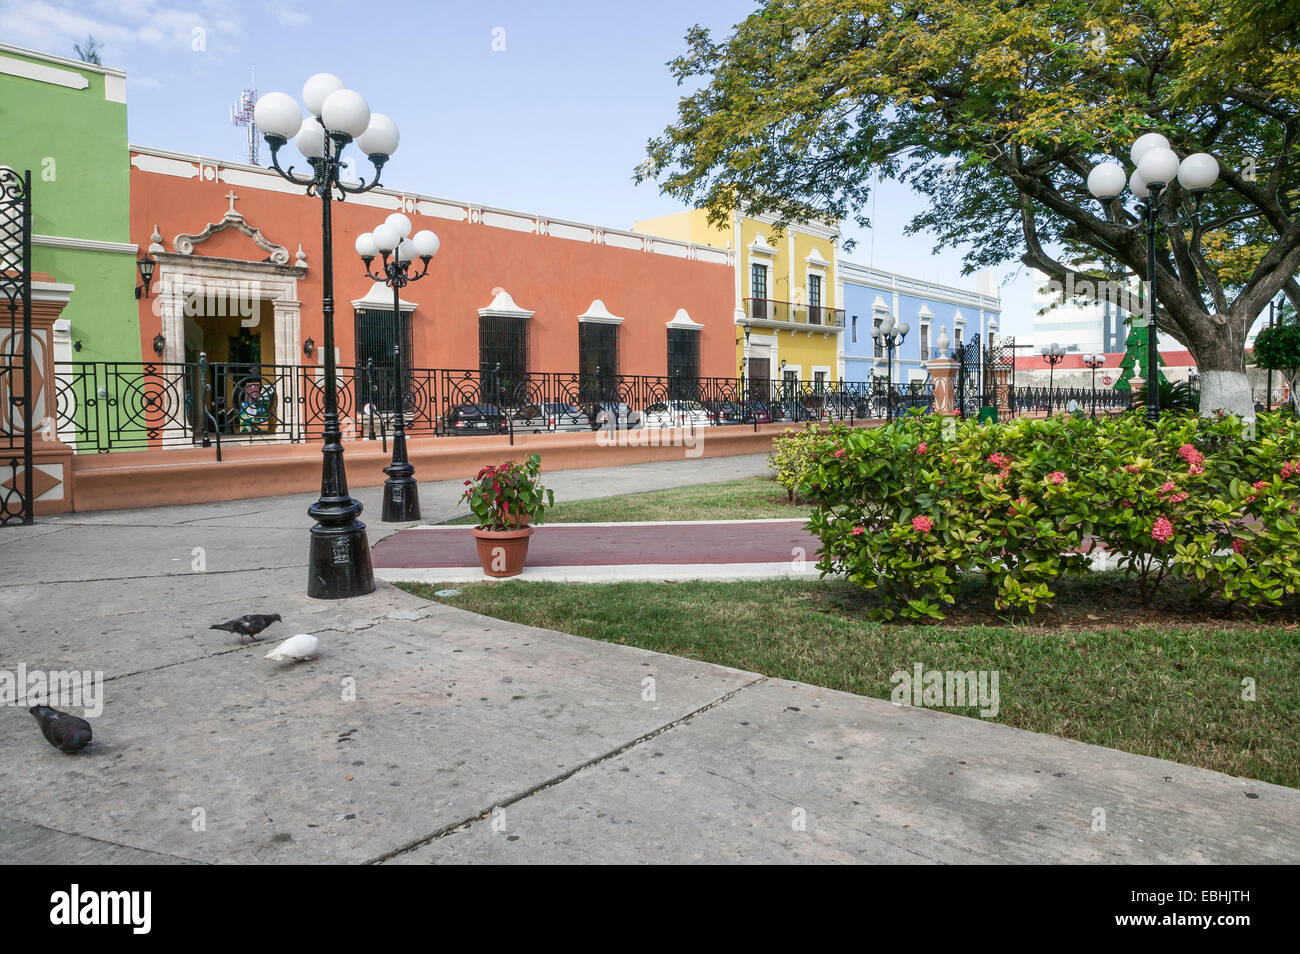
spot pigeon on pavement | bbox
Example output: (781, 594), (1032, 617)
(210, 613), (282, 642)
(30, 705), (93, 753)
(264, 633), (319, 663)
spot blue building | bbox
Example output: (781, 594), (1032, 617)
(837, 262), (1002, 385)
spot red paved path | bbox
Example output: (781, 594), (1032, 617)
(372, 521), (819, 568)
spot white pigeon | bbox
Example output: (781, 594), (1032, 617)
(264, 633), (319, 662)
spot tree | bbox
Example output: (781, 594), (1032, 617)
(74, 36), (102, 66)
(1253, 313), (1300, 414)
(640, 0), (1300, 417)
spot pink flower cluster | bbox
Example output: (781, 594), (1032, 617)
(1157, 480), (1188, 505)
(1245, 479), (1268, 504)
(1232, 538), (1246, 554)
(851, 525), (865, 537)
(911, 515), (934, 533)
(1282, 461), (1298, 479)
(1047, 471), (1067, 485)
(1178, 444), (1205, 475)
(916, 442), (928, 455)
(1151, 516), (1175, 543)
(833, 447), (845, 458)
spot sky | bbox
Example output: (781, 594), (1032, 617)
(1, 0), (1041, 335)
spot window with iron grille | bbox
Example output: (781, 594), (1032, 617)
(667, 328), (699, 400)
(479, 314), (528, 401)
(955, 326), (963, 347)
(814, 370), (827, 392)
(579, 321), (618, 401)
(751, 263), (768, 300)
(919, 324), (929, 358)
(851, 315), (858, 343)
(872, 316), (884, 357)
(355, 307), (413, 412)
(808, 274), (822, 324)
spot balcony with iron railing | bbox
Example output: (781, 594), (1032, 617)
(743, 298), (845, 328)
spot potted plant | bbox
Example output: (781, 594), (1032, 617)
(460, 453), (555, 577)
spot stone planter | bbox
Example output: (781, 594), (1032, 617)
(472, 526), (534, 578)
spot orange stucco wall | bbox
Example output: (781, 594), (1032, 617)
(130, 160), (735, 377)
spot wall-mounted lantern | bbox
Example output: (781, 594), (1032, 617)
(136, 255), (156, 300)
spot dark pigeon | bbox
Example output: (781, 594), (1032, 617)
(210, 613), (282, 642)
(30, 705), (93, 754)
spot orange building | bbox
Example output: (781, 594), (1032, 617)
(129, 146), (736, 387)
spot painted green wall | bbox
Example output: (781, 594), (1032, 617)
(0, 44), (140, 363)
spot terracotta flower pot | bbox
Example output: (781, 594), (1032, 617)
(472, 526), (534, 578)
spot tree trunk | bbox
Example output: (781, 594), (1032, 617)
(1186, 316), (1254, 420)
(1198, 370), (1255, 420)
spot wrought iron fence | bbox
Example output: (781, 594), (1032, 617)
(1009, 384), (1132, 416)
(51, 359), (1151, 454)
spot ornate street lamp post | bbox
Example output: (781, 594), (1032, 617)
(356, 214), (439, 522)
(740, 320), (751, 405)
(1087, 135), (1219, 424)
(253, 74), (400, 599)
(1082, 352), (1105, 419)
(872, 314), (910, 422)
(1040, 342), (1066, 416)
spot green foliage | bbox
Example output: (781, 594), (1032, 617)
(459, 453), (555, 530)
(1253, 322), (1300, 372)
(1160, 377), (1199, 413)
(802, 412), (1300, 620)
(768, 424), (832, 501)
(74, 35), (102, 65)
(641, 0), (1300, 381)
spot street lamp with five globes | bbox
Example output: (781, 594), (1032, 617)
(252, 74), (401, 599)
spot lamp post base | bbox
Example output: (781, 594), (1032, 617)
(306, 515), (375, 600)
(382, 472), (421, 522)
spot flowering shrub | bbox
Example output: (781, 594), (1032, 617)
(768, 425), (833, 501)
(460, 453), (555, 530)
(798, 411), (1300, 620)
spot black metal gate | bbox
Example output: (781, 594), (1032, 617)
(1, 167), (33, 526)
(986, 334), (1016, 415)
(954, 334), (1016, 418)
(955, 338), (983, 417)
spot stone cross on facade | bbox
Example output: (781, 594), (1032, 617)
(225, 191), (239, 215)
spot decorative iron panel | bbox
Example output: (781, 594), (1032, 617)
(1, 167), (33, 525)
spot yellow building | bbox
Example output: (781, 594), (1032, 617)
(633, 209), (843, 395)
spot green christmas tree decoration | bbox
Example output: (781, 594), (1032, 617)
(1113, 316), (1166, 391)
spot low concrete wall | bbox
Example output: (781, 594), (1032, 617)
(70, 423), (800, 512)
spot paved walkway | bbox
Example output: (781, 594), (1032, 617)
(373, 519), (822, 583)
(2, 453), (1298, 863)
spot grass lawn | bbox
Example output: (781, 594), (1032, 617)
(447, 476), (809, 524)
(398, 573), (1300, 789)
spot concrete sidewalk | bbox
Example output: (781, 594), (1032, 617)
(2, 453), (1298, 864)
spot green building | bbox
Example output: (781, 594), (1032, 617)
(0, 42), (140, 362)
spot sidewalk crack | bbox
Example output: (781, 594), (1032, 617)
(367, 674), (767, 864)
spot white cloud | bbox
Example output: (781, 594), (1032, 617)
(0, 0), (247, 71)
(275, 8), (310, 28)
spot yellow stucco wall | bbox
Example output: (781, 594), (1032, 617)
(634, 209), (843, 383)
